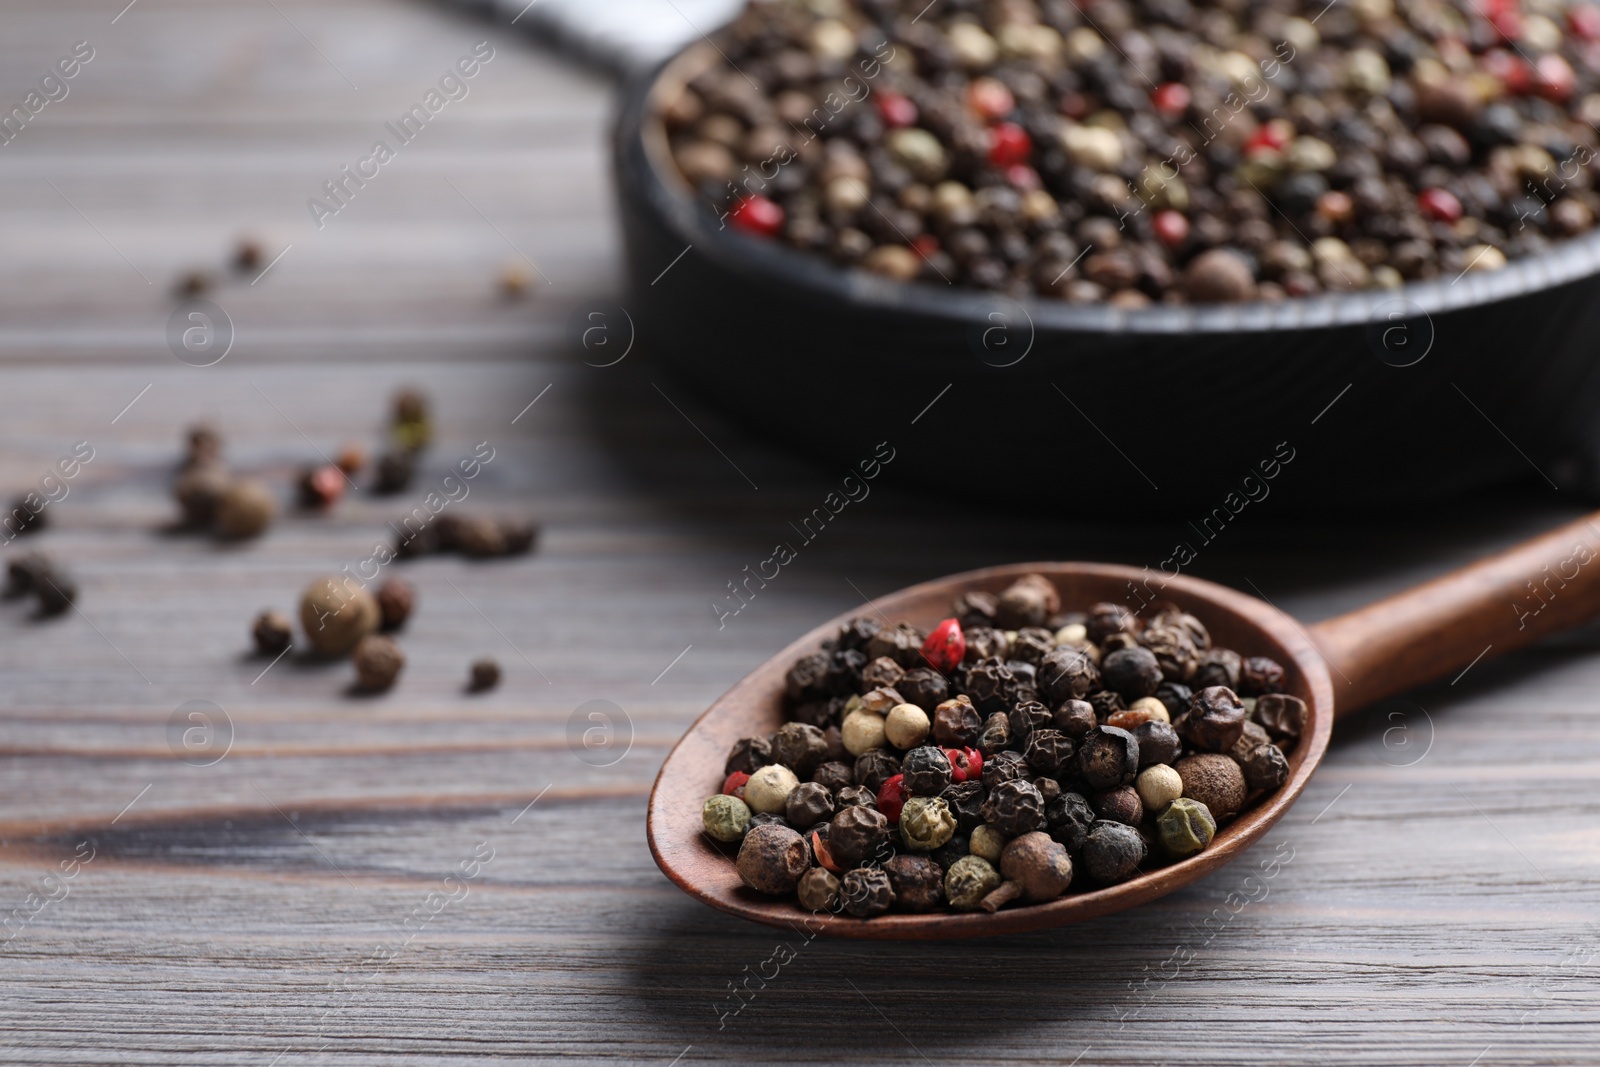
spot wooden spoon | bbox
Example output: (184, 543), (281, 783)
(648, 514), (1600, 938)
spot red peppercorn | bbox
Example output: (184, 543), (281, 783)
(987, 122), (1032, 167)
(875, 90), (918, 128)
(877, 773), (906, 824)
(1245, 118), (1293, 153)
(1418, 187), (1463, 223)
(1570, 3), (1600, 40)
(1535, 54), (1576, 102)
(911, 234), (939, 258)
(1150, 81), (1190, 117)
(722, 771), (750, 799)
(300, 464), (345, 508)
(810, 829), (841, 872)
(729, 195), (784, 238)
(921, 617), (966, 673)
(1483, 49), (1531, 95)
(945, 746), (984, 783)
(967, 77), (1016, 121)
(1491, 7), (1522, 41)
(1005, 164), (1042, 190)
(1153, 210), (1189, 248)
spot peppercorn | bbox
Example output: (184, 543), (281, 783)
(33, 569), (76, 616)
(214, 479), (276, 539)
(1175, 753), (1247, 822)
(1102, 646), (1164, 699)
(980, 749), (1028, 791)
(785, 781), (836, 830)
(183, 423), (223, 468)
(841, 710), (887, 756)
(1136, 764), (1184, 812)
(745, 764), (800, 814)
(1254, 693), (1308, 742)
(796, 867), (840, 912)
(900, 746), (953, 796)
(1075, 725), (1140, 791)
(792, 698), (841, 730)
(1087, 690), (1125, 720)
(1020, 728), (1071, 776)
(1154, 682), (1193, 718)
(828, 805), (889, 869)
(298, 464), (345, 509)
(853, 749), (900, 793)
(885, 854), (944, 912)
(940, 780), (986, 833)
(1039, 646), (1100, 703)
(334, 444), (364, 475)
(932, 695), (981, 747)
(722, 772), (749, 800)
(748, 813), (789, 831)
(897, 667), (948, 711)
(1240, 656), (1286, 695)
(1175, 686), (1248, 752)
(375, 578), (414, 631)
(1132, 720), (1182, 768)
(945, 855), (1002, 910)
(837, 616), (883, 651)
(920, 617), (966, 673)
(1230, 720), (1271, 762)
(876, 774), (906, 824)
(173, 462), (231, 528)
(969, 822), (1008, 863)
(703, 794), (751, 842)
(861, 655), (905, 692)
(1007, 700), (1053, 741)
(952, 590), (998, 629)
(1053, 699), (1097, 738)
(299, 576), (380, 656)
(1082, 821), (1147, 884)
(1237, 739), (1291, 794)
(1085, 602), (1138, 644)
(839, 866), (895, 917)
(945, 746), (982, 784)
(865, 621), (925, 668)
(962, 626), (1008, 662)
(996, 574), (1059, 629)
(772, 722), (829, 777)
(252, 610), (293, 656)
(812, 760), (853, 793)
(981, 778), (1045, 836)
(1007, 628), (1056, 667)
(373, 451), (415, 494)
(725, 736), (773, 777)
(1046, 792), (1096, 852)
(853, 687), (903, 716)
(1000, 831), (1074, 902)
(391, 387), (431, 450)
(1156, 797), (1216, 858)
(352, 634), (405, 692)
(1194, 649), (1242, 690)
(884, 703), (931, 750)
(826, 648), (866, 695)
(962, 656), (1017, 713)
(900, 796), (957, 852)
(836, 785), (876, 810)
(1093, 785), (1144, 826)
(738, 823), (811, 895)
(469, 658), (501, 692)
(976, 711), (1013, 755)
(4, 552), (49, 597)
(1139, 623), (1200, 682)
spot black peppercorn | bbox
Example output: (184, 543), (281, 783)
(1239, 656), (1285, 695)
(1101, 646), (1164, 699)
(829, 806), (890, 869)
(468, 657), (501, 692)
(1082, 821), (1147, 884)
(725, 736), (773, 777)
(1046, 792), (1096, 851)
(933, 695), (982, 747)
(952, 590), (998, 630)
(981, 778), (1046, 836)
(1139, 623), (1200, 681)
(981, 749), (1029, 791)
(837, 616), (883, 651)
(1237, 739), (1290, 794)
(812, 760), (854, 793)
(827, 648), (867, 694)
(928, 834), (970, 873)
(251, 610), (293, 656)
(862, 655), (905, 692)
(1039, 645), (1100, 703)
(836, 785), (877, 810)
(1023, 729), (1074, 776)
(1132, 720), (1182, 768)
(1075, 725), (1140, 791)
(737, 823), (811, 895)
(841, 866), (895, 917)
(853, 749), (901, 793)
(962, 626), (1008, 662)
(1175, 686), (1247, 752)
(976, 711), (1013, 756)
(940, 781), (987, 833)
(792, 699), (841, 730)
(1007, 627), (1056, 666)
(1086, 602), (1138, 644)
(1087, 690), (1125, 720)
(374, 451), (415, 495)
(1007, 699), (1053, 741)
(1052, 699), (1097, 739)
(748, 812), (791, 830)
(885, 854), (944, 912)
(796, 867), (840, 912)
(785, 781), (836, 829)
(865, 621), (925, 668)
(33, 569), (76, 616)
(1033, 777), (1061, 804)
(996, 574), (1060, 629)
(1153, 682), (1193, 718)
(898, 667), (948, 710)
(962, 656), (1017, 713)
(785, 651), (832, 702)
(1193, 648), (1242, 689)
(4, 552), (51, 598)
(901, 745), (953, 796)
(1254, 693), (1307, 742)
(1092, 786), (1143, 826)
(5, 497), (47, 536)
(772, 722), (829, 777)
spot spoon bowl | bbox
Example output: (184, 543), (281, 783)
(648, 514), (1600, 937)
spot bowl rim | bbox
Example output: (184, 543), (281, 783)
(645, 561), (1336, 939)
(619, 43), (1600, 337)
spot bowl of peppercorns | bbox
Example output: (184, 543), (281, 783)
(616, 0), (1600, 514)
(647, 567), (1333, 937)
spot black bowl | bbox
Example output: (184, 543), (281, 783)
(614, 44), (1600, 516)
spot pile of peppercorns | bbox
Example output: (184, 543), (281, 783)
(663, 0), (1600, 303)
(702, 573), (1306, 917)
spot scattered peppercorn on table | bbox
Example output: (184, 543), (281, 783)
(1, 0), (1599, 1064)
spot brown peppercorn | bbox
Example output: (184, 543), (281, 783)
(841, 866), (895, 917)
(184, 423), (223, 467)
(1175, 753), (1247, 821)
(981, 778), (1045, 836)
(772, 722), (829, 778)
(897, 667), (948, 710)
(352, 634), (405, 692)
(1240, 656), (1286, 695)
(1087, 689), (1125, 720)
(1101, 646), (1164, 699)
(861, 655), (906, 691)
(1000, 831), (1074, 902)
(1237, 740), (1290, 794)
(1139, 623), (1201, 681)
(996, 573), (1059, 628)
(1092, 786), (1144, 826)
(853, 749), (900, 792)
(1154, 682), (1193, 717)
(835, 785), (876, 810)
(1183, 248), (1256, 302)
(785, 781), (836, 829)
(1082, 821), (1147, 883)
(725, 736), (773, 777)
(901, 746), (953, 796)
(1194, 648), (1242, 689)
(1254, 693), (1307, 742)
(1023, 729), (1075, 776)
(976, 711), (1013, 756)
(1039, 645), (1100, 703)
(215, 479), (276, 539)
(173, 462), (230, 528)
(375, 578), (414, 631)
(812, 760), (853, 793)
(1075, 725), (1140, 790)
(1053, 699), (1097, 738)
(737, 823), (811, 895)
(962, 626), (1008, 662)
(796, 867), (840, 912)
(933, 695), (982, 747)
(469, 658), (501, 692)
(884, 854), (944, 912)
(299, 576), (381, 656)
(1175, 686), (1247, 752)
(1229, 720), (1271, 761)
(251, 610), (293, 656)
(828, 805), (889, 869)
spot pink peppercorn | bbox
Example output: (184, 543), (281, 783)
(987, 123), (1032, 167)
(967, 77), (1015, 121)
(921, 618), (965, 673)
(874, 91), (917, 128)
(722, 771), (750, 800)
(1418, 187), (1463, 223)
(877, 773), (906, 824)
(1150, 82), (1190, 116)
(729, 195), (784, 238)
(945, 747), (983, 783)
(1153, 210), (1189, 248)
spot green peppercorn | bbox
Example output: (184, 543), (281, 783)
(1157, 797), (1216, 857)
(944, 855), (1002, 910)
(899, 796), (956, 851)
(702, 794), (751, 842)
(969, 823), (1007, 863)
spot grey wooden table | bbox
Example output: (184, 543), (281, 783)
(2, 2), (1598, 1064)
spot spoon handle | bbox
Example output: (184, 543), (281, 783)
(1309, 512), (1600, 718)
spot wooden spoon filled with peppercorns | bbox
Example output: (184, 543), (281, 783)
(649, 515), (1600, 938)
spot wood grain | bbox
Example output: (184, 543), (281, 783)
(1, 0), (1599, 1064)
